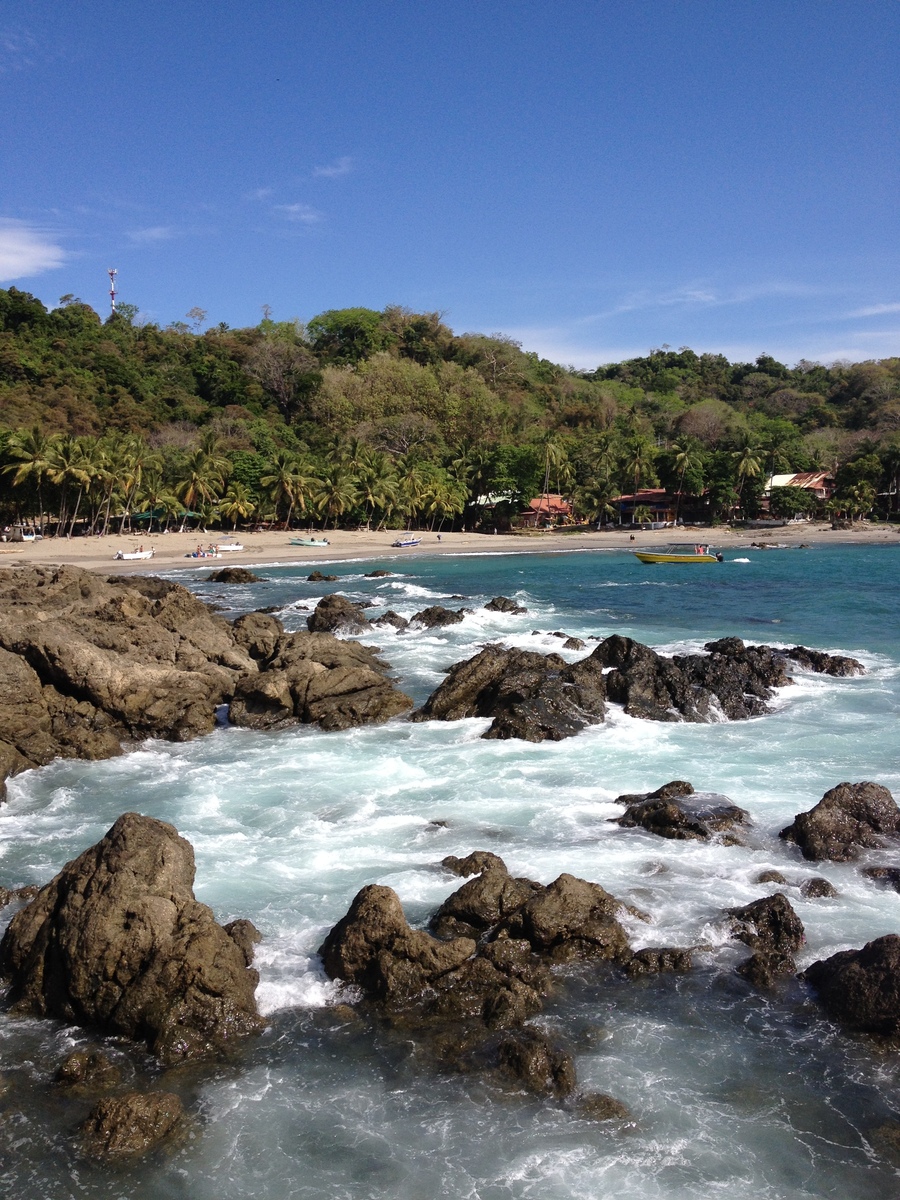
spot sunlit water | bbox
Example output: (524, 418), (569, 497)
(2, 543), (899, 1198)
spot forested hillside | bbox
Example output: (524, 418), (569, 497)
(1, 286), (898, 532)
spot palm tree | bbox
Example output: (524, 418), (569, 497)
(732, 443), (763, 516)
(3, 426), (58, 534)
(576, 478), (618, 526)
(396, 456), (428, 528)
(175, 447), (227, 518)
(217, 482), (256, 530)
(355, 453), (398, 528)
(46, 436), (94, 537)
(632, 504), (653, 528)
(259, 450), (317, 528)
(672, 439), (704, 523)
(624, 435), (657, 496)
(313, 464), (358, 528)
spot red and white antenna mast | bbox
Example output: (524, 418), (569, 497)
(107, 268), (118, 315)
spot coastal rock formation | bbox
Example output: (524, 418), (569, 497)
(207, 567), (264, 584)
(623, 947), (695, 977)
(411, 644), (608, 741)
(370, 610), (409, 631)
(409, 605), (469, 628)
(55, 1050), (121, 1093)
(613, 791), (749, 843)
(305, 593), (368, 633)
(441, 850), (508, 877)
(414, 635), (862, 742)
(307, 570), (339, 582)
(228, 629), (412, 731)
(727, 893), (804, 987)
(496, 1028), (576, 1098)
(615, 780), (695, 805)
(0, 813), (264, 1063)
(779, 782), (900, 861)
(79, 1091), (186, 1161)
(484, 596), (527, 615)
(0, 568), (413, 795)
(804, 935), (900, 1035)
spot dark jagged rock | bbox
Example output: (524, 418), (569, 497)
(0, 813), (264, 1063)
(79, 1091), (186, 1161)
(365, 569), (393, 577)
(410, 605), (469, 628)
(573, 1092), (633, 1121)
(613, 793), (749, 843)
(414, 635), (859, 743)
(0, 883), (40, 908)
(231, 611), (284, 661)
(801, 876), (839, 898)
(624, 947), (694, 977)
(411, 644), (608, 742)
(784, 646), (865, 677)
(430, 868), (543, 940)
(370, 610), (409, 631)
(229, 629), (412, 732)
(500, 873), (632, 965)
(441, 850), (508, 877)
(224, 918), (262, 965)
(727, 893), (804, 986)
(207, 567), (264, 584)
(727, 893), (804, 956)
(779, 782), (900, 861)
(497, 1028), (576, 1098)
(317, 883), (548, 1028)
(863, 866), (900, 893)
(614, 780), (695, 806)
(484, 596), (527, 615)
(307, 570), (339, 582)
(563, 637), (586, 650)
(804, 935), (900, 1034)
(305, 593), (368, 633)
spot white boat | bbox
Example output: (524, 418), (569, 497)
(391, 536), (422, 548)
(290, 536), (330, 547)
(216, 540), (245, 552)
(113, 548), (155, 561)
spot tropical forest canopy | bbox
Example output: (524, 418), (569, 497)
(1, 286), (898, 532)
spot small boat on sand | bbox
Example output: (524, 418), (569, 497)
(217, 539), (245, 552)
(113, 548), (155, 561)
(633, 543), (722, 564)
(391, 536), (422, 548)
(290, 536), (330, 547)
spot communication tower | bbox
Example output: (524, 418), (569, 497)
(107, 268), (118, 315)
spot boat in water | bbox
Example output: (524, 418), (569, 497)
(391, 535), (422, 548)
(289, 536), (330, 547)
(633, 542), (723, 564)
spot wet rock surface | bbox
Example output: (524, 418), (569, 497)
(206, 567), (264, 584)
(410, 605), (470, 628)
(623, 947), (695, 977)
(804, 935), (900, 1035)
(305, 593), (368, 633)
(79, 1091), (186, 1160)
(55, 1050), (122, 1093)
(615, 780), (695, 805)
(779, 782), (900, 861)
(613, 792), (750, 842)
(0, 568), (412, 796)
(484, 596), (527, 615)
(307, 570), (339, 582)
(0, 812), (265, 1063)
(414, 635), (859, 742)
(441, 850), (508, 877)
(727, 893), (804, 987)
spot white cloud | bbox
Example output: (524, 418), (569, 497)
(846, 302), (900, 318)
(0, 29), (38, 74)
(274, 203), (323, 224)
(0, 218), (66, 281)
(313, 156), (353, 179)
(246, 187), (274, 201)
(127, 226), (176, 244)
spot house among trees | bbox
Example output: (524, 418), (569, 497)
(612, 488), (678, 527)
(765, 471), (833, 501)
(520, 493), (573, 527)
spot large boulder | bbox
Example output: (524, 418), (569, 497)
(229, 630), (413, 732)
(306, 593), (369, 634)
(727, 893), (804, 988)
(804, 935), (900, 1035)
(410, 605), (469, 628)
(484, 596), (527, 615)
(411, 645), (608, 742)
(613, 792), (750, 843)
(206, 567), (264, 584)
(779, 782), (900, 861)
(0, 813), (264, 1063)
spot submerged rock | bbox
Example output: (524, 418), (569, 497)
(0, 813), (264, 1063)
(572, 1092), (634, 1122)
(79, 1091), (186, 1161)
(624, 947), (694, 977)
(804, 935), (900, 1035)
(55, 1050), (121, 1093)
(862, 866), (900, 893)
(613, 792), (750, 843)
(496, 1027), (576, 1098)
(779, 782), (900, 861)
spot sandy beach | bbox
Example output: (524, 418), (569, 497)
(0, 520), (897, 575)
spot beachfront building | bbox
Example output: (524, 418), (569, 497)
(520, 493), (573, 528)
(612, 488), (678, 528)
(765, 471), (834, 502)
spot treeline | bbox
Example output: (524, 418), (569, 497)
(0, 286), (898, 531)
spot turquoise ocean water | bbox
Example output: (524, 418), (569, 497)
(1, 542), (899, 1198)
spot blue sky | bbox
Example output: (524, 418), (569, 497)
(1, 1), (898, 368)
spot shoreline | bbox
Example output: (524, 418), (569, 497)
(1, 520), (897, 575)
